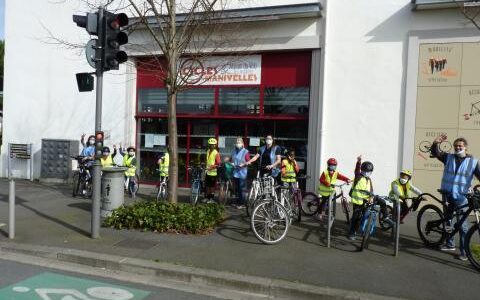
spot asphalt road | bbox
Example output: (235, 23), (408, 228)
(0, 258), (221, 300)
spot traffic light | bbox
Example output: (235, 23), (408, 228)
(95, 131), (104, 158)
(103, 11), (129, 71)
(75, 73), (94, 92)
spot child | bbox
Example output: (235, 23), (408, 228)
(317, 158), (351, 218)
(281, 149), (300, 186)
(348, 155), (374, 240)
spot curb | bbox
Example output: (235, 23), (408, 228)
(0, 241), (407, 300)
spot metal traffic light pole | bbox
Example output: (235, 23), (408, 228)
(91, 6), (104, 239)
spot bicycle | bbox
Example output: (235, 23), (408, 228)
(156, 175), (168, 201)
(279, 175), (309, 223)
(378, 195), (425, 231)
(301, 182), (351, 224)
(124, 174), (140, 199)
(250, 175), (290, 244)
(188, 165), (205, 205)
(71, 155), (92, 198)
(217, 164), (235, 205)
(246, 171), (263, 217)
(359, 195), (395, 251)
(416, 186), (480, 270)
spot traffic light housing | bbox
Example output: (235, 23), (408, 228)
(73, 13), (98, 35)
(103, 12), (129, 71)
(95, 131), (104, 158)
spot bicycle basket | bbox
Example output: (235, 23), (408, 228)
(468, 191), (480, 210)
(259, 177), (274, 196)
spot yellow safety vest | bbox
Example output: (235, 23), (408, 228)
(351, 177), (372, 205)
(100, 155), (114, 168)
(206, 149), (219, 176)
(388, 179), (411, 200)
(281, 159), (297, 183)
(123, 155), (136, 177)
(318, 170), (338, 196)
(159, 153), (169, 177)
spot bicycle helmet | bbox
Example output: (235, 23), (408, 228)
(102, 146), (110, 153)
(208, 138), (217, 145)
(400, 169), (412, 178)
(327, 158), (337, 166)
(360, 161), (374, 172)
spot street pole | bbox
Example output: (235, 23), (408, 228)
(327, 192), (333, 248)
(9, 179), (15, 239)
(91, 7), (104, 239)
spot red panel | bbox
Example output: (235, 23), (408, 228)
(137, 58), (166, 88)
(261, 52), (311, 87)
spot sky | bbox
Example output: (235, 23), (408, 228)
(0, 0), (4, 40)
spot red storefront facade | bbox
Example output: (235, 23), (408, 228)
(136, 51), (312, 186)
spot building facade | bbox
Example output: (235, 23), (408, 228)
(2, 0), (480, 194)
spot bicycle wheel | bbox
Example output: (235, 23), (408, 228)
(342, 197), (351, 225)
(218, 182), (227, 205)
(156, 183), (167, 201)
(246, 185), (258, 217)
(465, 224), (480, 271)
(379, 205), (394, 231)
(361, 213), (375, 251)
(84, 180), (93, 199)
(251, 200), (290, 245)
(128, 176), (139, 199)
(191, 181), (200, 205)
(72, 172), (80, 197)
(301, 192), (319, 216)
(417, 204), (446, 247)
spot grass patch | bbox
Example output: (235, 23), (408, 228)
(103, 201), (225, 234)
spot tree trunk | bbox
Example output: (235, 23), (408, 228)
(167, 87), (178, 204)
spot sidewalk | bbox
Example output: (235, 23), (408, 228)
(0, 179), (479, 300)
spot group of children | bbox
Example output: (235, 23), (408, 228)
(315, 155), (422, 240)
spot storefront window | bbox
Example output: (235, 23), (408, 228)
(264, 87), (309, 114)
(218, 120), (246, 158)
(177, 88), (215, 114)
(219, 88), (260, 114)
(138, 119), (188, 185)
(138, 89), (167, 113)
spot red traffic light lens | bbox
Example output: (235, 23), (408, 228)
(109, 13), (128, 29)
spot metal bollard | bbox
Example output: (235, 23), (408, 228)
(394, 200), (401, 256)
(327, 192), (334, 248)
(9, 179), (15, 239)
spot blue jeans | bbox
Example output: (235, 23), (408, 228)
(234, 177), (247, 205)
(445, 197), (469, 255)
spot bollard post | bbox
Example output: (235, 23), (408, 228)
(327, 192), (334, 248)
(9, 179), (15, 239)
(394, 200), (401, 256)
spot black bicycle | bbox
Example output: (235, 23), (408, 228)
(71, 155), (92, 198)
(417, 185), (480, 270)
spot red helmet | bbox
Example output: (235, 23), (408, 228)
(327, 158), (337, 166)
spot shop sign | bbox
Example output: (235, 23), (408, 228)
(178, 55), (261, 85)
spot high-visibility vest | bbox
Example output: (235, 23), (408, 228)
(281, 159), (297, 183)
(441, 154), (478, 202)
(100, 155), (114, 168)
(123, 155), (136, 177)
(318, 170), (338, 196)
(232, 148), (248, 179)
(259, 145), (280, 177)
(350, 176), (372, 205)
(206, 149), (219, 176)
(389, 179), (411, 200)
(159, 153), (169, 177)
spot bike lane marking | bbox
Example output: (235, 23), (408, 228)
(0, 272), (150, 299)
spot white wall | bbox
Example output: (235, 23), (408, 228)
(322, 0), (474, 193)
(2, 0), (133, 178)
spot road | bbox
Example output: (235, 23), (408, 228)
(0, 258), (225, 300)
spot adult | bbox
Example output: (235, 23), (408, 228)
(432, 135), (480, 261)
(231, 137), (250, 209)
(246, 134), (282, 180)
(205, 138), (221, 202)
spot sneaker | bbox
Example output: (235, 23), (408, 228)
(236, 205), (246, 209)
(458, 255), (468, 261)
(206, 199), (216, 204)
(348, 235), (356, 241)
(440, 245), (456, 251)
(314, 213), (323, 221)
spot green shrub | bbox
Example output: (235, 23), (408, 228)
(103, 201), (225, 234)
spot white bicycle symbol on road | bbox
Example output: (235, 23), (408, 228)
(12, 286), (134, 300)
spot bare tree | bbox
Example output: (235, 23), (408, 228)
(124, 0), (250, 203)
(459, 1), (480, 30)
